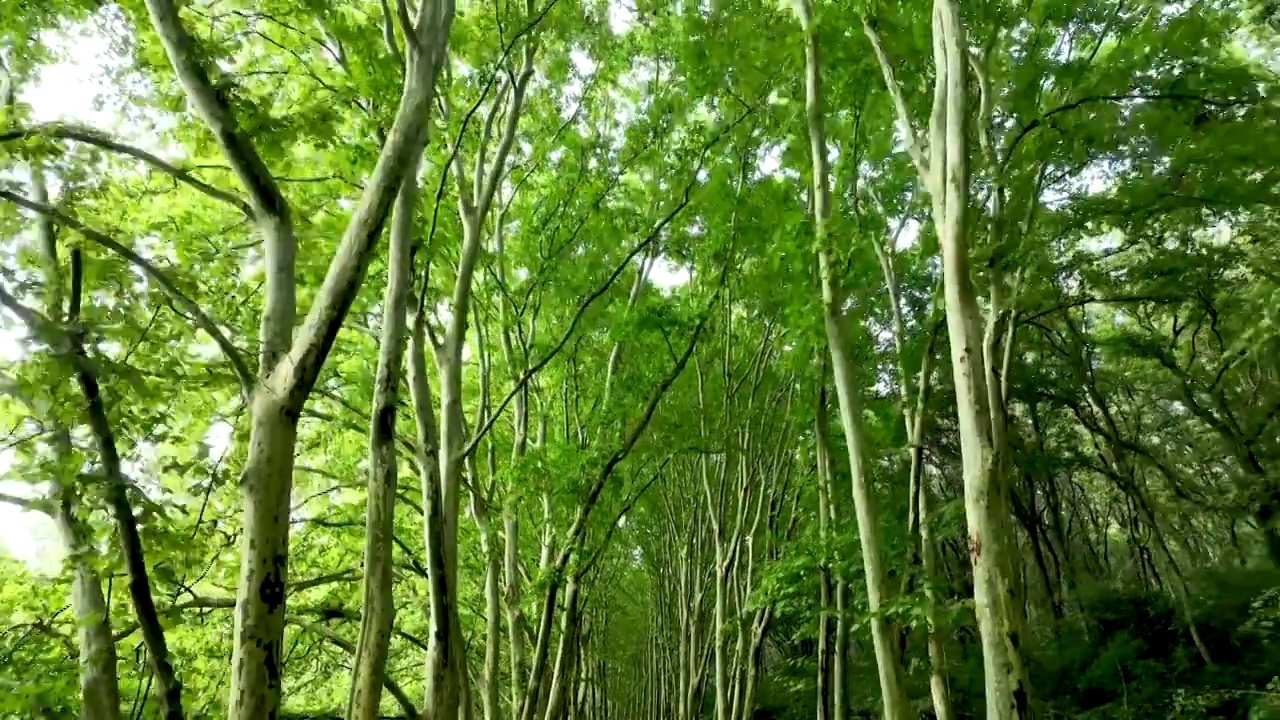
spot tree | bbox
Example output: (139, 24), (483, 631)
(2, 1), (1279, 719)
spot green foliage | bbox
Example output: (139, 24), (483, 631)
(2, 0), (1280, 718)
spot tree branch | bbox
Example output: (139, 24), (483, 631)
(288, 617), (418, 719)
(143, 0), (300, 370)
(292, 570), (361, 593)
(558, 284), (721, 573)
(0, 491), (50, 515)
(1001, 92), (1257, 170)
(0, 190), (254, 395)
(378, 0), (404, 64)
(1019, 293), (1169, 324)
(476, 36), (538, 219)
(459, 108), (753, 459)
(141, 0), (290, 222)
(0, 124), (251, 216)
(395, 0), (417, 51)
(266, 0), (457, 405)
(860, 16), (929, 179)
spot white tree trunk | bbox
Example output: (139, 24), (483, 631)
(54, 484), (121, 720)
(477, 494), (503, 720)
(347, 165), (420, 720)
(931, 2), (1031, 716)
(141, 2), (455, 716)
(793, 1), (912, 716)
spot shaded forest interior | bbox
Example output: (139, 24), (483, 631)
(1, 0), (1279, 719)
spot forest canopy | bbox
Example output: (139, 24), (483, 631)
(1, 0), (1279, 719)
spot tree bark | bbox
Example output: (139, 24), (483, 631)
(933, 2), (1030, 715)
(541, 577), (582, 720)
(53, 481), (122, 720)
(794, 2), (911, 717)
(31, 169), (121, 720)
(476, 493), (502, 720)
(70, 320), (184, 720)
(863, 2), (1032, 715)
(141, 2), (456, 716)
(431, 25), (539, 718)
(815, 381), (845, 720)
(347, 165), (421, 720)
(816, 397), (833, 720)
(410, 293), (457, 720)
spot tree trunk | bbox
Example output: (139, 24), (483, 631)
(862, 0), (1031, 714)
(931, 2), (1031, 716)
(831, 578), (847, 720)
(429, 207), (485, 719)
(141, 2), (456, 715)
(67, 312), (183, 720)
(230, 396), (299, 718)
(738, 608), (770, 720)
(816, 381), (847, 720)
(477, 495), (502, 720)
(505, 504), (528, 720)
(432, 28), (538, 715)
(816, 405), (833, 720)
(542, 578), (582, 720)
(411, 293), (459, 720)
(919, 476), (954, 720)
(54, 483), (122, 720)
(498, 258), (531, 720)
(794, 2), (912, 715)
(32, 169), (121, 720)
(347, 165), (420, 720)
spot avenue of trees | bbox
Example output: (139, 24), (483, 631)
(1, 0), (1279, 718)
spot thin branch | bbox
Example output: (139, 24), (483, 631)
(292, 570), (360, 593)
(559, 286), (721, 573)
(1001, 92), (1257, 170)
(860, 16), (929, 179)
(459, 108), (754, 459)
(287, 617), (418, 719)
(429, 0), (562, 233)
(0, 491), (50, 515)
(0, 282), (43, 329)
(579, 456), (670, 574)
(0, 191), (254, 395)
(1019, 294), (1169, 324)
(0, 124), (251, 215)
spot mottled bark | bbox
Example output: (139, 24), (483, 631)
(863, 2), (1032, 715)
(53, 482), (121, 720)
(347, 165), (421, 720)
(141, 1), (456, 716)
